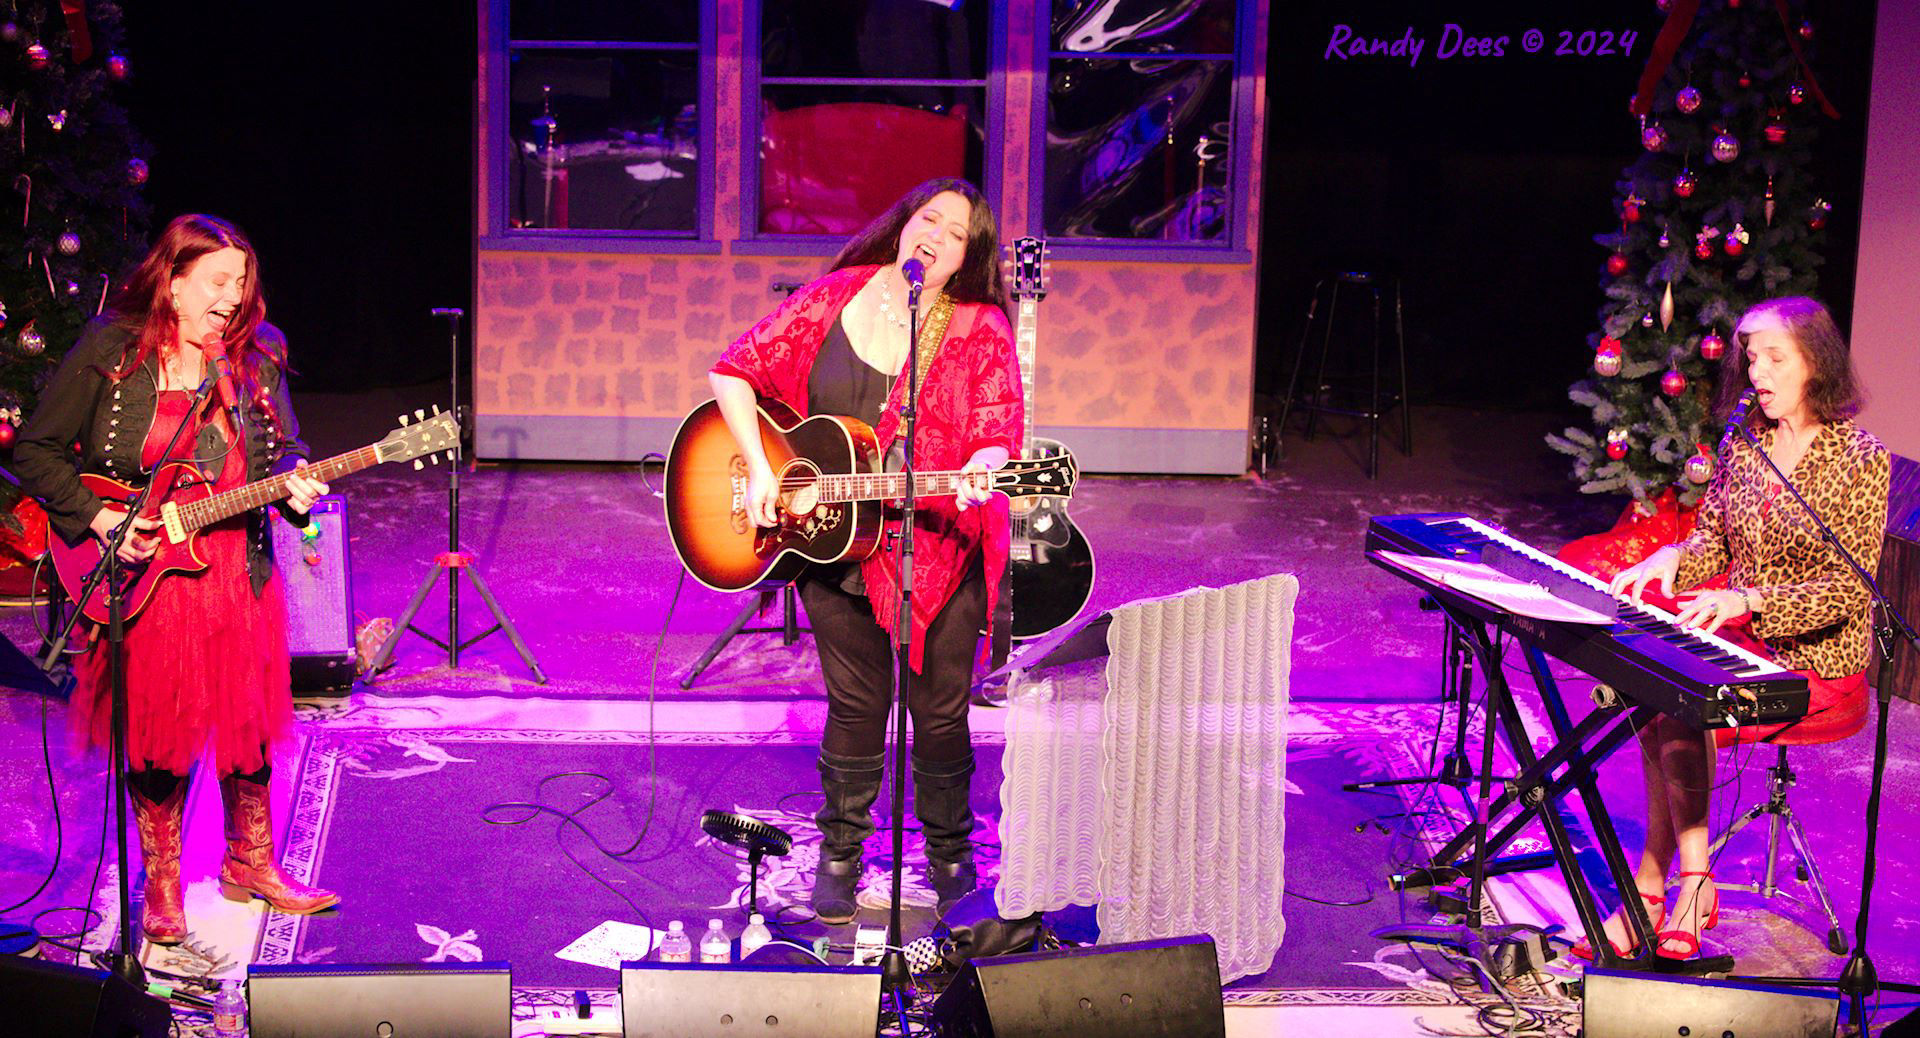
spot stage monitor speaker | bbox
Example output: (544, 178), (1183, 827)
(928, 934), (1225, 1038)
(1583, 967), (1839, 1038)
(0, 955), (169, 1038)
(247, 961), (511, 1038)
(270, 494), (355, 694)
(620, 961), (882, 1038)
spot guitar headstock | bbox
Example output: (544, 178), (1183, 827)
(991, 449), (1077, 501)
(1002, 236), (1048, 302)
(379, 407), (460, 469)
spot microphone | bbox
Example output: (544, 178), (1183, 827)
(901, 257), (925, 292)
(1720, 388), (1757, 446)
(202, 334), (240, 416)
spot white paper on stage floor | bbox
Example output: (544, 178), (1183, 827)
(556, 920), (663, 970)
(1373, 550), (1615, 625)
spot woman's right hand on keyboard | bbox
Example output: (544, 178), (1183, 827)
(1608, 546), (1680, 602)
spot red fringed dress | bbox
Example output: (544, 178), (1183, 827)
(71, 391), (292, 776)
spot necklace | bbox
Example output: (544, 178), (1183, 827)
(876, 279), (912, 330)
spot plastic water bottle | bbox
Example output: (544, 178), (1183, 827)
(699, 918), (731, 964)
(212, 979), (245, 1038)
(658, 920), (693, 964)
(740, 913), (773, 960)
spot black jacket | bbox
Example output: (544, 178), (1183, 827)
(12, 316), (310, 596)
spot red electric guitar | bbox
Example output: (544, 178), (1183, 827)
(52, 409), (458, 625)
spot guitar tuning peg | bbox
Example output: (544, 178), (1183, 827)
(413, 460), (424, 470)
(430, 455), (441, 465)
(415, 408), (427, 420)
(431, 404), (441, 414)
(398, 413), (411, 425)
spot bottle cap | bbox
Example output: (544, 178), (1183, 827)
(709, 918), (723, 929)
(667, 920), (684, 931)
(749, 913), (765, 925)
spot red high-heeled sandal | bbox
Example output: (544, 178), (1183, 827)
(1654, 871), (1719, 960)
(1569, 890), (1665, 962)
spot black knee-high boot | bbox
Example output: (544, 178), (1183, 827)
(813, 751), (885, 925)
(912, 752), (977, 917)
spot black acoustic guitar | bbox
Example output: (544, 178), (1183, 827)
(1004, 237), (1095, 640)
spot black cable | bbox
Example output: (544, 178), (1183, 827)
(0, 698), (62, 917)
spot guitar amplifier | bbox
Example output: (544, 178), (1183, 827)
(270, 494), (355, 695)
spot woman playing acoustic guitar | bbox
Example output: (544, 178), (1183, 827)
(14, 214), (338, 945)
(707, 178), (1025, 923)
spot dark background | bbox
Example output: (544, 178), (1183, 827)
(118, 2), (1876, 411)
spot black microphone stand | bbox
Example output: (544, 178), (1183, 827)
(37, 374), (220, 990)
(1719, 420), (1920, 1033)
(881, 267), (924, 1001)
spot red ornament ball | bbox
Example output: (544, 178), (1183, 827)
(1662, 370), (1687, 396)
(1700, 333), (1726, 361)
(106, 53), (129, 79)
(1764, 121), (1788, 145)
(1724, 233), (1745, 257)
(1810, 214), (1827, 231)
(1788, 84), (1807, 106)
(1799, 20), (1814, 40)
(127, 158), (149, 185)
(1675, 86), (1703, 114)
(1738, 74), (1752, 89)
(0, 422), (15, 450)
(1685, 450), (1715, 484)
(1641, 123), (1669, 152)
(25, 42), (49, 70)
(1624, 202), (1642, 223)
(1606, 253), (1630, 276)
(1606, 429), (1630, 460)
(1673, 171), (1698, 198)
(1695, 240), (1715, 260)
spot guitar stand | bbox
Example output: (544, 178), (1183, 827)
(680, 584), (809, 688)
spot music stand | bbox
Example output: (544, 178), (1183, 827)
(367, 308), (545, 684)
(700, 810), (792, 920)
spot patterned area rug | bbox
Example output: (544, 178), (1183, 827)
(257, 701), (1482, 1006)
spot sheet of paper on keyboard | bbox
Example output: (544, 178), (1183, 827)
(1374, 550), (1616, 625)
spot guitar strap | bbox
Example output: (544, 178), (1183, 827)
(898, 292), (957, 431)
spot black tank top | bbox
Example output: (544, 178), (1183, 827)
(807, 314), (893, 424)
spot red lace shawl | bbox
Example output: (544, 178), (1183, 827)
(712, 265), (1025, 671)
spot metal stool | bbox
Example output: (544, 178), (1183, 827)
(1707, 743), (1850, 956)
(1276, 270), (1410, 479)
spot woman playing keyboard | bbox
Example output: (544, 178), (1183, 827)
(1589, 296), (1890, 963)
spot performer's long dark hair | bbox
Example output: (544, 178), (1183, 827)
(829, 177), (1006, 311)
(106, 213), (281, 398)
(1717, 296), (1864, 430)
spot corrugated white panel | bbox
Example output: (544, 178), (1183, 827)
(995, 573), (1296, 984)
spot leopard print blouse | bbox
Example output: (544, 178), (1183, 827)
(1673, 419), (1891, 678)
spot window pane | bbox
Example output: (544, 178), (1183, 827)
(760, 87), (985, 234)
(1044, 58), (1232, 241)
(508, 50), (700, 233)
(762, 0), (986, 79)
(510, 2), (698, 43)
(1050, 0), (1234, 55)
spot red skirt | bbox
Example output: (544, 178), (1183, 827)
(70, 392), (292, 775)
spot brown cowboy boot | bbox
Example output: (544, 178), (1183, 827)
(217, 771), (339, 913)
(129, 777), (188, 945)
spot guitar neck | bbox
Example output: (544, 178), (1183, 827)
(174, 446), (381, 532)
(1015, 297), (1038, 458)
(819, 468), (988, 504)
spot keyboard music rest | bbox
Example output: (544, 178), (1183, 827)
(1367, 513), (1808, 731)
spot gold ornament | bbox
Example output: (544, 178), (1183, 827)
(1659, 282), (1675, 331)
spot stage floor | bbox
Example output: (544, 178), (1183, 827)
(2, 396), (1917, 1035)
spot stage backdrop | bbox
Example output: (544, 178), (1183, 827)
(1852, 0), (1920, 463)
(471, 1), (1272, 474)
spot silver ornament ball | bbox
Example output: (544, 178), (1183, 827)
(57, 232), (80, 255)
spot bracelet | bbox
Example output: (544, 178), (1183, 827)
(1733, 586), (1760, 614)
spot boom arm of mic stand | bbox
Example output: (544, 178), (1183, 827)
(38, 375), (222, 674)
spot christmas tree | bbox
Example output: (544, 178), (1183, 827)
(1548, 0), (1835, 509)
(0, 1), (151, 513)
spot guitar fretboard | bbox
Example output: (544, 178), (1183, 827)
(173, 447), (384, 532)
(818, 469), (988, 504)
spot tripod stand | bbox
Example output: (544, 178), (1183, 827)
(367, 308), (546, 684)
(679, 585), (810, 688)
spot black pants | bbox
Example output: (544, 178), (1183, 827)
(799, 558), (985, 763)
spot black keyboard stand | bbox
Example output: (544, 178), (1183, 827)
(1379, 591), (1734, 976)
(1343, 605), (1513, 793)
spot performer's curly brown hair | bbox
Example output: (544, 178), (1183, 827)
(1717, 296), (1865, 428)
